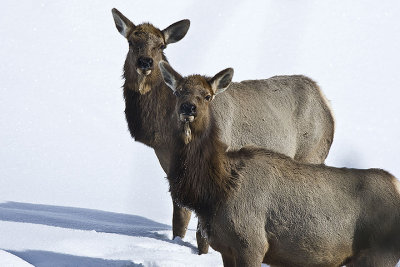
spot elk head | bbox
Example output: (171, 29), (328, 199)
(112, 8), (190, 94)
(159, 61), (234, 144)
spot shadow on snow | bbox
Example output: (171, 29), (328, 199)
(6, 249), (143, 267)
(0, 201), (197, 252)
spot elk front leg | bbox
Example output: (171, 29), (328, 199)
(154, 149), (191, 239)
(172, 201), (191, 239)
(235, 253), (264, 267)
(221, 253), (236, 267)
(196, 221), (209, 254)
(235, 239), (269, 267)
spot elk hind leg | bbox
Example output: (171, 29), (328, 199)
(351, 249), (399, 267)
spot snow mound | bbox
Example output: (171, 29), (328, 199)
(0, 250), (34, 267)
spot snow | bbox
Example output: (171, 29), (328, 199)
(0, 0), (399, 266)
(0, 205), (221, 266)
(0, 250), (34, 267)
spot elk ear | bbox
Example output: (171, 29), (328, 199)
(162, 19), (190, 44)
(159, 61), (182, 92)
(112, 8), (135, 38)
(209, 68), (234, 95)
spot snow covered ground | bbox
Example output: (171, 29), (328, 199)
(0, 202), (221, 266)
(1, 1), (399, 266)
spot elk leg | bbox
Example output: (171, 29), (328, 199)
(172, 202), (191, 239)
(221, 253), (236, 267)
(235, 253), (263, 267)
(236, 241), (269, 267)
(196, 222), (209, 254)
(351, 249), (399, 267)
(154, 149), (192, 239)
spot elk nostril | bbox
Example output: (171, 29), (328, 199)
(137, 57), (153, 69)
(180, 103), (187, 113)
(180, 103), (196, 115)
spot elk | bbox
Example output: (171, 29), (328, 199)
(159, 61), (400, 267)
(111, 8), (335, 254)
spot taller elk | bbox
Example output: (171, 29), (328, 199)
(111, 8), (335, 253)
(159, 61), (400, 267)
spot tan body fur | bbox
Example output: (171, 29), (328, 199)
(198, 149), (400, 266)
(212, 76), (334, 163)
(206, 150), (400, 266)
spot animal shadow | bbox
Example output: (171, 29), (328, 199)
(0, 201), (197, 252)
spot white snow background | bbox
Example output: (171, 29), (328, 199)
(1, 1), (399, 266)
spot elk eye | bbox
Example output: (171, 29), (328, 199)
(134, 31), (140, 36)
(173, 91), (181, 97)
(205, 95), (212, 101)
(160, 44), (166, 50)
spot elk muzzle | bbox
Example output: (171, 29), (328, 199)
(179, 102), (196, 122)
(136, 57), (153, 75)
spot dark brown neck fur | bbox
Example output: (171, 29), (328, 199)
(123, 56), (176, 148)
(168, 110), (240, 216)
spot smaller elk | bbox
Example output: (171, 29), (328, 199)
(159, 61), (400, 267)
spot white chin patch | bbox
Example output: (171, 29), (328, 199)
(136, 68), (152, 76)
(183, 122), (192, 145)
(179, 114), (194, 123)
(394, 178), (400, 196)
